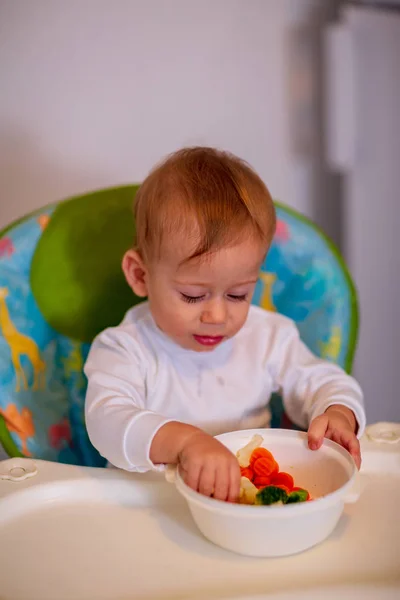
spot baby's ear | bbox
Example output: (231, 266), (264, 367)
(122, 249), (148, 297)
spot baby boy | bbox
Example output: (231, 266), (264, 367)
(84, 147), (365, 502)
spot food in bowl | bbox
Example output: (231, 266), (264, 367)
(236, 434), (311, 505)
(174, 429), (359, 557)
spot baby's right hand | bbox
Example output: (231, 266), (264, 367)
(178, 430), (241, 503)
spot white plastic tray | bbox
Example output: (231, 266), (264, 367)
(0, 429), (399, 600)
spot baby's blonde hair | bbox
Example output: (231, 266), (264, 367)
(134, 147), (276, 262)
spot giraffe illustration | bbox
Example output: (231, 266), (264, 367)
(37, 214), (50, 231)
(0, 287), (46, 392)
(62, 342), (86, 389)
(319, 326), (342, 362)
(0, 404), (35, 456)
(62, 343), (84, 378)
(259, 272), (277, 312)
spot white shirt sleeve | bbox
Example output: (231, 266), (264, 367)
(84, 328), (172, 472)
(266, 318), (366, 436)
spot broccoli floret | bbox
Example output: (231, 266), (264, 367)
(255, 485), (288, 505)
(286, 489), (309, 503)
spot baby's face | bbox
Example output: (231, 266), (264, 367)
(145, 237), (266, 352)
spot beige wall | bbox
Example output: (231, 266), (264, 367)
(0, 0), (310, 228)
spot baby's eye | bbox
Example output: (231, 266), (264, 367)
(227, 294), (247, 302)
(180, 293), (205, 304)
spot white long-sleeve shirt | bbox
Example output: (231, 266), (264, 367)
(84, 302), (365, 472)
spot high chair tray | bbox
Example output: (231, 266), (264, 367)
(0, 430), (399, 600)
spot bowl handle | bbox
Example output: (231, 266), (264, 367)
(343, 474), (363, 503)
(165, 464), (177, 483)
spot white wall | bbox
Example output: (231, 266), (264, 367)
(325, 4), (400, 424)
(0, 0), (311, 227)
(341, 5), (400, 424)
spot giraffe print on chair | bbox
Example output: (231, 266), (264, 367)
(259, 272), (277, 312)
(62, 342), (86, 390)
(0, 287), (46, 392)
(0, 403), (35, 455)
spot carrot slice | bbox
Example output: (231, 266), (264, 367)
(249, 447), (275, 468)
(253, 456), (279, 477)
(240, 466), (254, 481)
(271, 472), (294, 491)
(274, 484), (291, 494)
(253, 476), (271, 489)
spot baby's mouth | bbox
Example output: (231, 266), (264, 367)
(193, 335), (224, 347)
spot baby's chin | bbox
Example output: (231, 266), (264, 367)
(171, 337), (222, 352)
(176, 334), (231, 353)
(190, 343), (222, 353)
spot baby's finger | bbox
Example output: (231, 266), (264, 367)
(213, 464), (230, 501)
(182, 461), (202, 492)
(198, 463), (216, 497)
(330, 430), (361, 470)
(342, 433), (361, 469)
(308, 414), (329, 450)
(227, 462), (241, 503)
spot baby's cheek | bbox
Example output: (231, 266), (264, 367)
(231, 304), (251, 331)
(173, 309), (196, 334)
(160, 303), (193, 335)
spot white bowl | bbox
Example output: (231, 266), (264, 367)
(174, 428), (359, 557)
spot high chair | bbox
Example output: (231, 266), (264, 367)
(0, 186), (358, 465)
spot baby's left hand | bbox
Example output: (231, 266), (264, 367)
(308, 405), (361, 469)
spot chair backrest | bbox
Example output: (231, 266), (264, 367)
(0, 186), (358, 464)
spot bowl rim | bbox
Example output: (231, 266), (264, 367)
(175, 428), (357, 517)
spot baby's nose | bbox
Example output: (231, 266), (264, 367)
(200, 299), (227, 325)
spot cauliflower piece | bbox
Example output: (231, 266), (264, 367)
(236, 434), (264, 467)
(239, 476), (259, 505)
